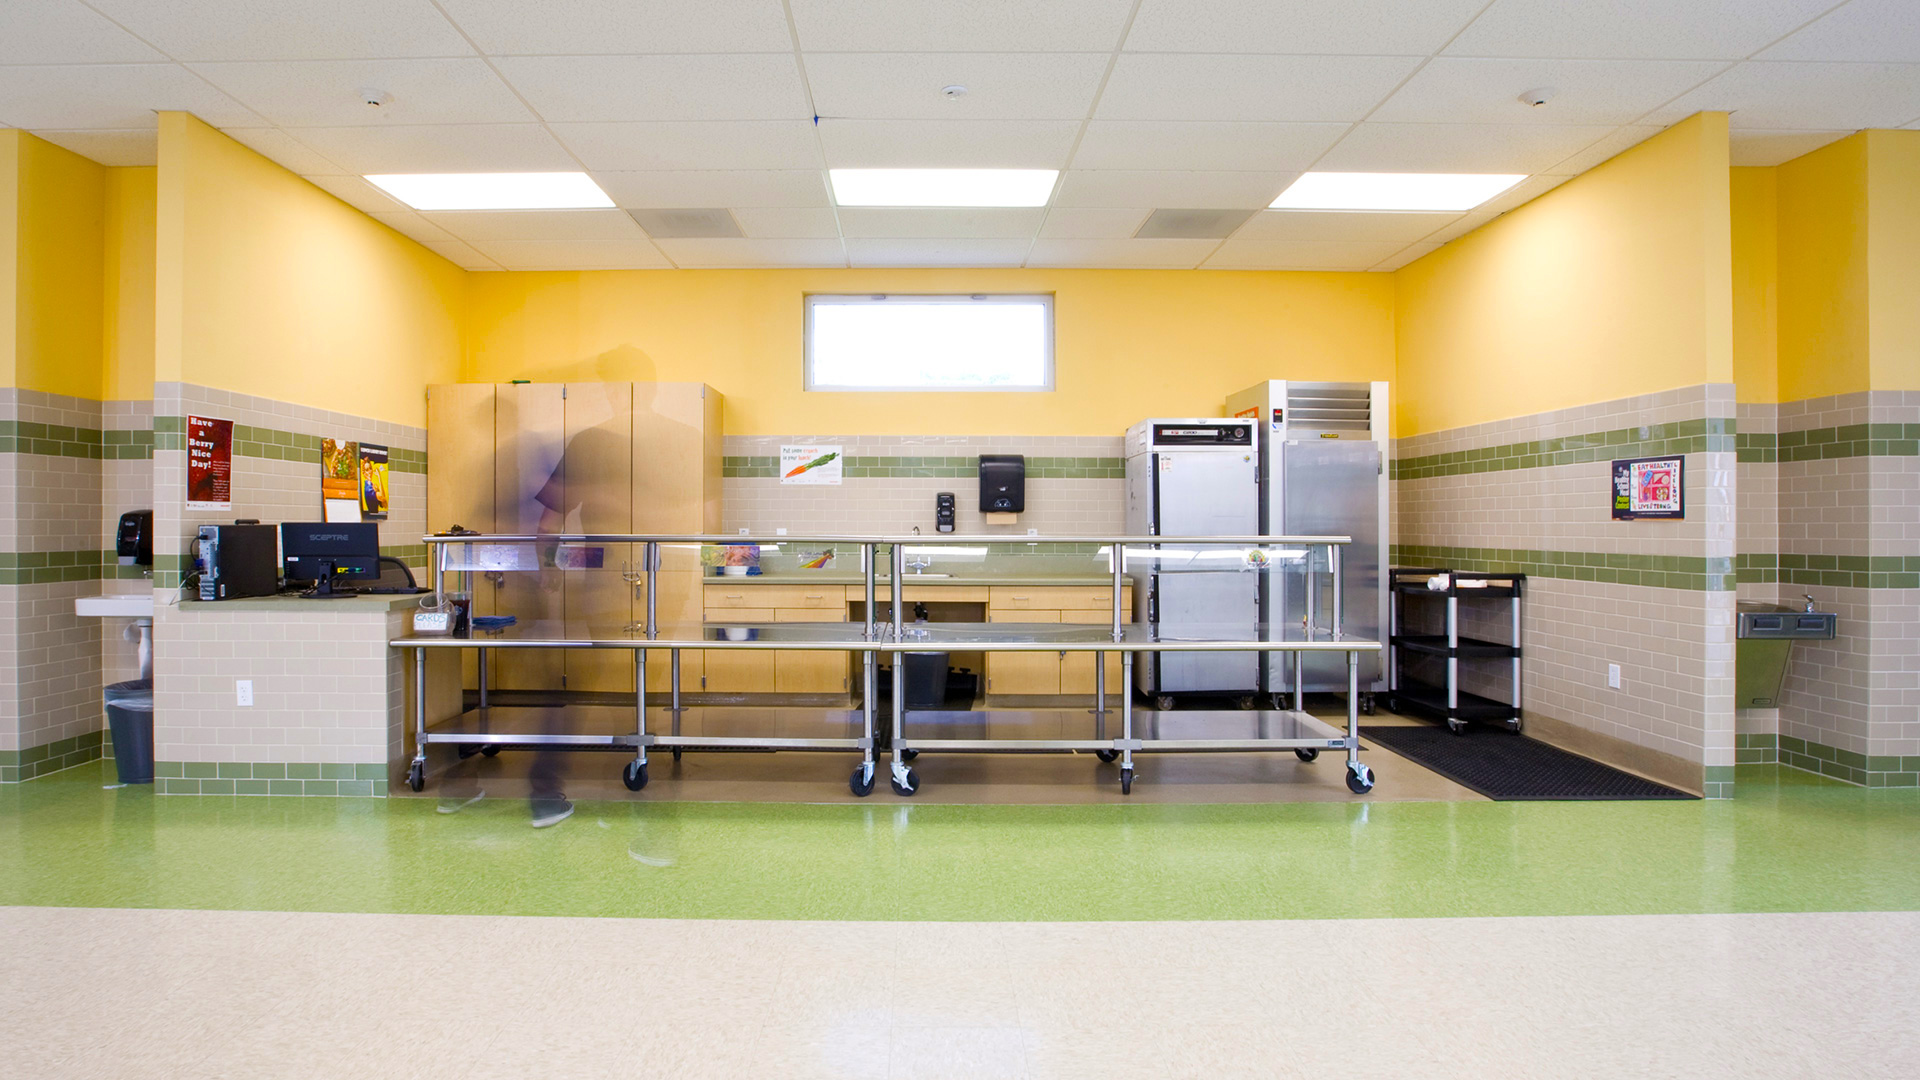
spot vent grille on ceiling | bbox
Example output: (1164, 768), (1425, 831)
(1133, 208), (1255, 240)
(1286, 382), (1373, 432)
(627, 208), (744, 239)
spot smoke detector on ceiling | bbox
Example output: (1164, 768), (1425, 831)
(1518, 87), (1555, 108)
(942, 85), (968, 99)
(358, 87), (392, 109)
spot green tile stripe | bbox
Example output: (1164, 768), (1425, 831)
(1703, 764), (1735, 800)
(1778, 736), (1920, 788)
(152, 417), (426, 472)
(0, 732), (104, 783)
(1736, 733), (1778, 765)
(1772, 423), (1920, 463)
(1392, 544), (1734, 591)
(1735, 552), (1920, 589)
(0, 549), (120, 585)
(382, 543), (429, 567)
(0, 421), (153, 460)
(155, 761), (389, 797)
(723, 455), (1125, 479)
(1392, 418), (1735, 481)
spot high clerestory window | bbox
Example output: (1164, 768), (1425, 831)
(804, 294), (1054, 392)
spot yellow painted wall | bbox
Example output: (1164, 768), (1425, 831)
(462, 268), (1396, 436)
(103, 166), (156, 402)
(3, 132), (106, 399)
(1866, 129), (1920, 391)
(1731, 167), (1779, 404)
(1776, 134), (1871, 402)
(154, 113), (464, 427)
(0, 133), (16, 387)
(1392, 113), (1734, 436)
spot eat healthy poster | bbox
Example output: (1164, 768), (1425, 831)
(780, 445), (842, 485)
(320, 438), (362, 523)
(358, 443), (390, 519)
(185, 415), (233, 511)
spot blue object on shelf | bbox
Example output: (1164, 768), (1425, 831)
(471, 615), (516, 630)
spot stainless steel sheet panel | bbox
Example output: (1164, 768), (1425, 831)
(1270, 439), (1380, 692)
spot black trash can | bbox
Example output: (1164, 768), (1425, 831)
(904, 653), (949, 709)
(104, 679), (154, 784)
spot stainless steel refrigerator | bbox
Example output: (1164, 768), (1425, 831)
(1124, 418), (1261, 704)
(1225, 380), (1389, 703)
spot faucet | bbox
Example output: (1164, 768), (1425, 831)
(1803, 593), (1817, 614)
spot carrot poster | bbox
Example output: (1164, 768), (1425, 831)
(780, 445), (842, 485)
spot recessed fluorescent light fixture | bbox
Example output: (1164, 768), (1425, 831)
(363, 172), (614, 211)
(829, 168), (1057, 208)
(1270, 172), (1527, 213)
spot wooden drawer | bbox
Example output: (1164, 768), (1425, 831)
(704, 606), (774, 625)
(705, 584), (846, 609)
(987, 585), (1128, 611)
(772, 608), (846, 623)
(873, 584), (989, 603)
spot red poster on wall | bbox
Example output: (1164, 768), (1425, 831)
(186, 415), (234, 511)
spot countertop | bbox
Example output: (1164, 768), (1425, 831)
(177, 592), (428, 613)
(701, 573), (1127, 587)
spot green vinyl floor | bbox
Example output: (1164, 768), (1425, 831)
(2, 761), (1917, 923)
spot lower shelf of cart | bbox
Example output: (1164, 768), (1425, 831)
(1387, 681), (1520, 721)
(1392, 634), (1520, 659)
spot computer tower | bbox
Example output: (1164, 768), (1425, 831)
(196, 523), (279, 600)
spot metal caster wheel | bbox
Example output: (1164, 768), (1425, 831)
(1120, 767), (1135, 795)
(1270, 693), (1289, 711)
(405, 761), (425, 792)
(1096, 749), (1119, 763)
(1345, 762), (1375, 794)
(849, 765), (875, 797)
(889, 769), (919, 797)
(1360, 693), (1376, 717)
(672, 749), (683, 762)
(1235, 694), (1257, 711)
(901, 749), (919, 762)
(1507, 717), (1524, 735)
(1446, 718), (1467, 736)
(622, 760), (649, 791)
(458, 744), (481, 759)
(481, 745), (501, 758)
(1154, 695), (1175, 712)
(1295, 748), (1319, 762)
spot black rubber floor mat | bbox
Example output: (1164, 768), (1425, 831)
(1360, 725), (1697, 800)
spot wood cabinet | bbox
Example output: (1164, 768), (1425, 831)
(985, 586), (1131, 697)
(701, 585), (850, 696)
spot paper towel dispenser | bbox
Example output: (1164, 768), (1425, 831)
(979, 454), (1025, 513)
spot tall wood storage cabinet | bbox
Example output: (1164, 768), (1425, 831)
(427, 382), (723, 695)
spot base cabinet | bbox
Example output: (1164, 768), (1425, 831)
(983, 587), (1130, 697)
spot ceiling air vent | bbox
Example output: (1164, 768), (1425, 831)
(1133, 208), (1255, 240)
(627, 208), (743, 239)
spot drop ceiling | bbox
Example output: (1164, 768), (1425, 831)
(3, 0), (1918, 271)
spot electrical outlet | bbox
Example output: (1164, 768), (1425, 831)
(776, 527), (787, 535)
(1607, 664), (1621, 690)
(235, 680), (254, 707)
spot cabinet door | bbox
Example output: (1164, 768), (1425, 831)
(985, 609), (1059, 695)
(426, 384), (496, 690)
(703, 606), (774, 692)
(773, 608), (850, 694)
(561, 384), (634, 692)
(491, 383), (565, 690)
(1058, 609), (1123, 696)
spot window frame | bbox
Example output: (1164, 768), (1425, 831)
(802, 293), (1056, 393)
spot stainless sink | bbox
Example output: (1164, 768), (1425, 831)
(1736, 599), (1836, 707)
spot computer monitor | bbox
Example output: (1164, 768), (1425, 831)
(281, 522), (380, 597)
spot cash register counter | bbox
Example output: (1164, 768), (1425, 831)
(147, 591), (462, 796)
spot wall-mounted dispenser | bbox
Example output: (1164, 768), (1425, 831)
(116, 510), (153, 567)
(979, 455), (1025, 514)
(935, 492), (956, 532)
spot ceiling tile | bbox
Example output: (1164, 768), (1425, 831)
(420, 238), (501, 270)
(730, 208), (842, 238)
(223, 128), (344, 174)
(593, 170), (831, 208)
(1026, 238), (1219, 268)
(1235, 210), (1462, 242)
(366, 211), (455, 244)
(790, 0), (1135, 51)
(290, 124), (576, 173)
(1645, 62), (1920, 131)
(0, 64), (261, 129)
(1371, 58), (1726, 126)
(85, 0), (474, 61)
(1037, 207), (1152, 238)
(1418, 211), (1496, 247)
(0, 0), (166, 64)
(492, 54), (811, 123)
(421, 209), (647, 242)
(818, 119), (1080, 169)
(1316, 121), (1617, 173)
(472, 239), (673, 270)
(1202, 238), (1406, 270)
(1443, 0), (1840, 61)
(190, 59), (535, 127)
(1097, 54), (1419, 123)
(1761, 0), (1920, 63)
(1372, 241), (1443, 272)
(1544, 125), (1662, 175)
(301, 174), (409, 213)
(1071, 121), (1347, 171)
(26, 128), (157, 166)
(844, 238), (1033, 267)
(805, 53), (1111, 120)
(1472, 173), (1571, 216)
(836, 208), (1045, 239)
(654, 238), (848, 267)
(436, 0), (795, 55)
(1729, 129), (1853, 166)
(552, 121), (823, 171)
(1054, 170), (1295, 209)
(1125, 0), (1489, 55)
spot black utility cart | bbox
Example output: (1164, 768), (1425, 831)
(1385, 568), (1525, 735)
